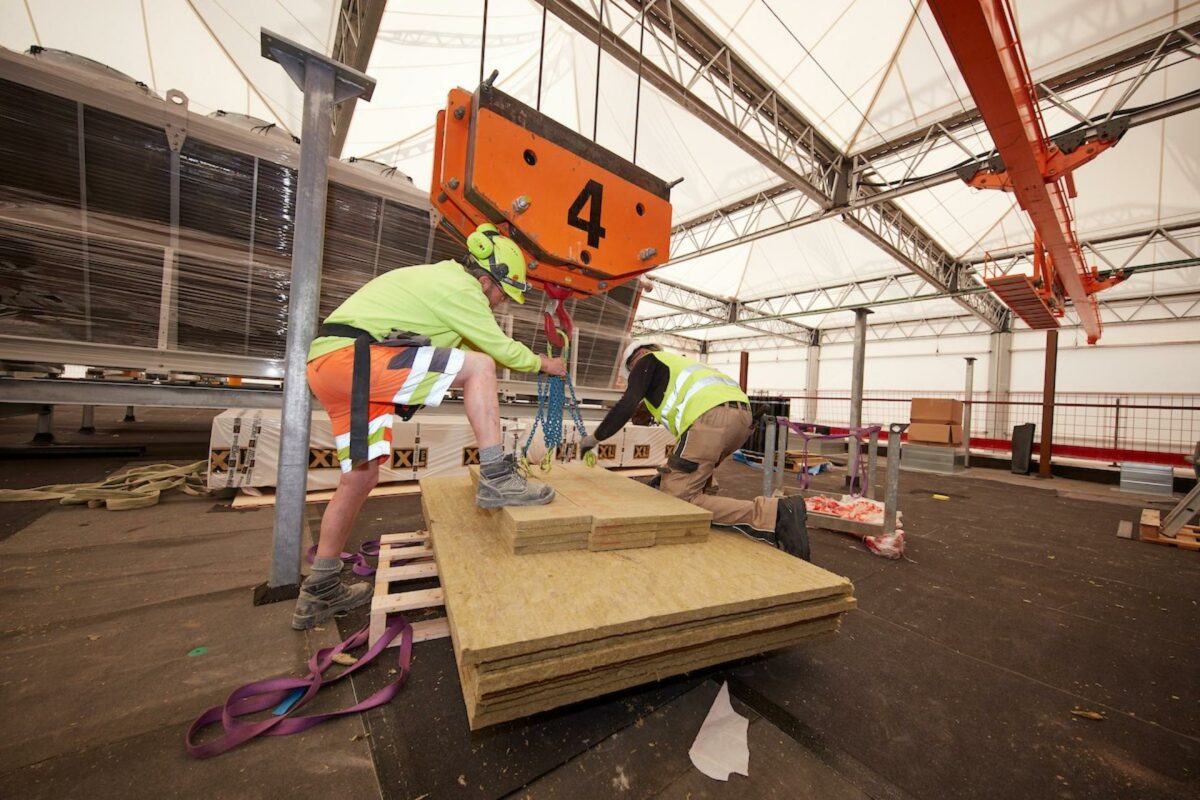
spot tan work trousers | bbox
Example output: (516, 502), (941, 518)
(660, 405), (779, 532)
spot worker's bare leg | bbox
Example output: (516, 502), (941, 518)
(292, 459), (379, 630)
(316, 458), (381, 558)
(452, 351), (554, 507)
(451, 350), (502, 450)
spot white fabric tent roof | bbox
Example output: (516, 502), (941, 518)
(3, 0), (1197, 338)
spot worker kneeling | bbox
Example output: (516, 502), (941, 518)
(294, 224), (566, 630)
(582, 343), (809, 560)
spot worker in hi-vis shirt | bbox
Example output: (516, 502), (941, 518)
(582, 342), (809, 560)
(294, 223), (565, 630)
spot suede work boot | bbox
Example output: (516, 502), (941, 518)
(476, 454), (555, 508)
(291, 576), (371, 631)
(774, 496), (811, 561)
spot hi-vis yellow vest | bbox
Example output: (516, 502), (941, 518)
(642, 352), (748, 438)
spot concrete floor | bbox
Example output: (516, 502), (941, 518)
(0, 406), (1197, 799)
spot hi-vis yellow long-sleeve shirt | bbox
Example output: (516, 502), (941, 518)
(306, 260), (541, 373)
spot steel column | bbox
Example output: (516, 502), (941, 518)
(986, 330), (1012, 439)
(1038, 329), (1059, 478)
(847, 309), (870, 492)
(79, 404), (95, 434)
(32, 405), (54, 443)
(805, 341), (820, 423)
(259, 30), (375, 602)
(850, 309), (869, 429)
(963, 357), (976, 468)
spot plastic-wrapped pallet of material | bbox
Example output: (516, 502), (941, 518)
(520, 426), (583, 469)
(207, 410), (669, 490)
(0, 47), (640, 390)
(619, 425), (676, 467)
(520, 424), (672, 469)
(206, 409), (528, 492)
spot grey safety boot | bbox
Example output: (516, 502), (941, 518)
(476, 453), (556, 508)
(291, 577), (372, 630)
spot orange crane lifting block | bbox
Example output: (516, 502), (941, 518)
(432, 83), (673, 298)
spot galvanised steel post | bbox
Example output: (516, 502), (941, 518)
(258, 30), (375, 602)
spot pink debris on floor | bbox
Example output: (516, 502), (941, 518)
(803, 495), (906, 559)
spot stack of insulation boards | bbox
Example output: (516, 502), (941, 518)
(469, 463), (711, 553)
(422, 475), (856, 729)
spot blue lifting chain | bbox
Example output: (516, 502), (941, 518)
(520, 337), (596, 472)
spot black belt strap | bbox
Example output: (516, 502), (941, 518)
(319, 323), (375, 463)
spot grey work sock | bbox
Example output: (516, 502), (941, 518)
(304, 555), (343, 588)
(479, 444), (504, 465)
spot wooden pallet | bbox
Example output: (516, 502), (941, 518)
(367, 530), (452, 647)
(740, 450), (832, 474)
(1139, 509), (1200, 551)
(232, 482), (421, 509)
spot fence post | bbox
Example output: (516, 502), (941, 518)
(762, 417), (777, 500)
(1111, 398), (1121, 466)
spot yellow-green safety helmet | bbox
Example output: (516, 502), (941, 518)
(466, 223), (532, 304)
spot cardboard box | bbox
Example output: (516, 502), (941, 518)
(910, 398), (964, 425)
(907, 422), (963, 445)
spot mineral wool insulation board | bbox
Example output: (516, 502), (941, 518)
(469, 463), (711, 553)
(421, 475), (856, 728)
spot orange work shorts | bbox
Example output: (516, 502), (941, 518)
(307, 344), (465, 471)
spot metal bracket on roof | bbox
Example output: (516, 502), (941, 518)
(163, 89), (189, 153)
(261, 29), (376, 104)
(831, 161), (853, 208)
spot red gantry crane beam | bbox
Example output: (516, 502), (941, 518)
(929, 0), (1105, 343)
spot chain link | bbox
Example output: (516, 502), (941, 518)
(520, 341), (590, 469)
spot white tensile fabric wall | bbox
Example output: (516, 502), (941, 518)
(2, 0), (1196, 404)
(706, 320), (1200, 398)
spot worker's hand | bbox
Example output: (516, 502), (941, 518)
(539, 356), (567, 377)
(579, 434), (598, 454)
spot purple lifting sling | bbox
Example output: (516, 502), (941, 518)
(185, 616), (412, 758)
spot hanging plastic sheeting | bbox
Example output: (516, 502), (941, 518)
(0, 46), (639, 388)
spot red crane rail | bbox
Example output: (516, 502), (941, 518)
(929, 0), (1106, 343)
